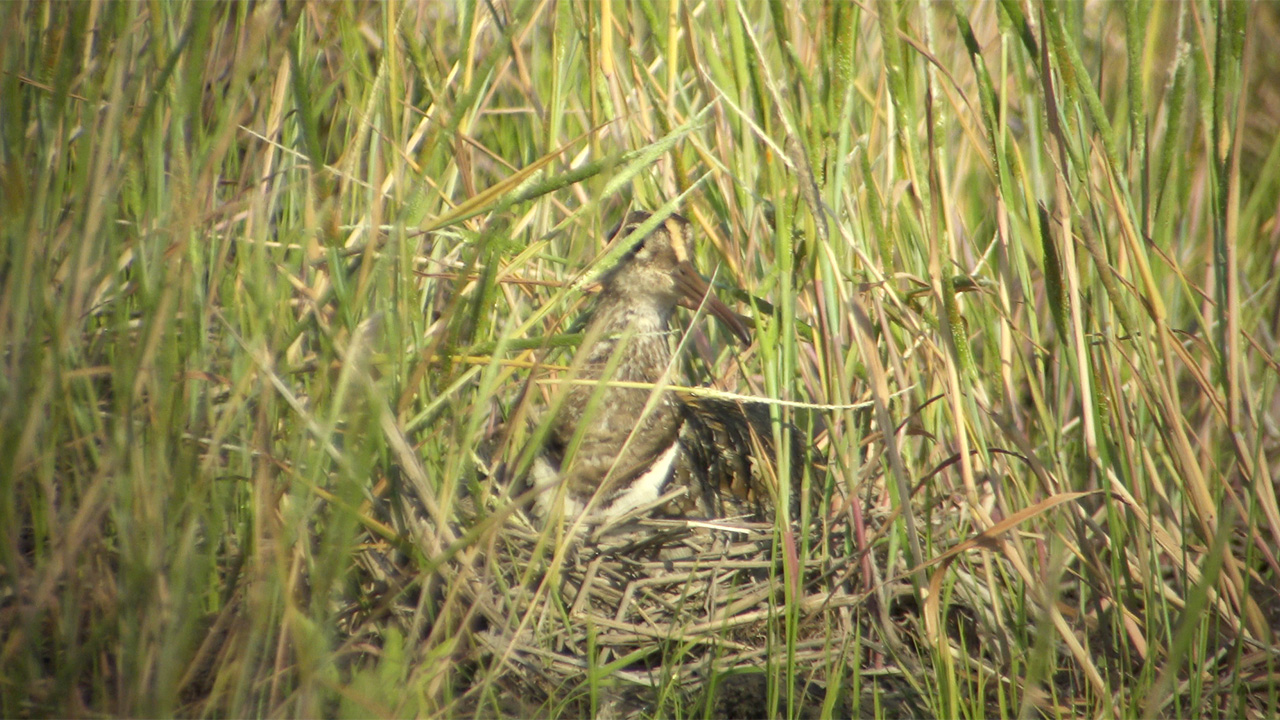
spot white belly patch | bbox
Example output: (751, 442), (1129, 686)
(531, 440), (679, 522)
(601, 440), (679, 519)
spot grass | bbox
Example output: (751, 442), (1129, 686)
(3, 0), (1279, 717)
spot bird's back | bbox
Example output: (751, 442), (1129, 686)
(669, 395), (809, 522)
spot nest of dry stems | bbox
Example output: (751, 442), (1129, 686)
(345, 476), (933, 716)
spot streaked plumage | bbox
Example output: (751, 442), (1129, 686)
(529, 211), (802, 525)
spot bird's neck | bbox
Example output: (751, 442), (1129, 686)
(578, 292), (675, 379)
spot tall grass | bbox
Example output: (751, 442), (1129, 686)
(3, 1), (1278, 717)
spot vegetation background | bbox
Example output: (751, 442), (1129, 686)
(3, 0), (1278, 717)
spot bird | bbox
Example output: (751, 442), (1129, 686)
(526, 210), (804, 526)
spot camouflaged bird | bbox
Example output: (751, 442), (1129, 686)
(528, 211), (804, 525)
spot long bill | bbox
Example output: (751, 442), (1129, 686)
(672, 262), (752, 346)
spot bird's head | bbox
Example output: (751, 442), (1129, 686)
(600, 211), (751, 345)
